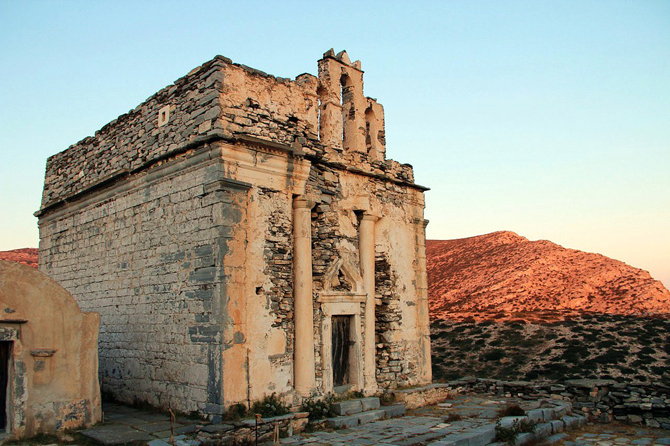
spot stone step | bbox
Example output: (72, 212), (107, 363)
(357, 409), (386, 425)
(331, 397), (381, 416)
(333, 384), (353, 395)
(428, 426), (496, 446)
(324, 404), (406, 429)
(426, 411), (586, 446)
(382, 404), (406, 418)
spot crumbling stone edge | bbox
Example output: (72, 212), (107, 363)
(450, 376), (670, 430)
(428, 400), (584, 446)
(193, 412), (309, 445)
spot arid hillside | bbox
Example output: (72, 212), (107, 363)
(427, 231), (670, 321)
(427, 232), (670, 384)
(0, 248), (38, 268)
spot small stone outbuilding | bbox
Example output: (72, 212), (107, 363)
(0, 261), (101, 439)
(36, 49), (432, 418)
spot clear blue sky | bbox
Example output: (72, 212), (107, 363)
(1, 1), (668, 287)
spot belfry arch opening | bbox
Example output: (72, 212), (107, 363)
(316, 84), (326, 141)
(340, 74), (355, 150)
(365, 107), (378, 159)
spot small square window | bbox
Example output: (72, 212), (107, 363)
(158, 105), (170, 127)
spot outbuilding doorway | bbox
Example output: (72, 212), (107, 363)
(0, 341), (10, 432)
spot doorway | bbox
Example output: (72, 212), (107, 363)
(331, 315), (352, 387)
(0, 341), (10, 432)
(319, 293), (365, 394)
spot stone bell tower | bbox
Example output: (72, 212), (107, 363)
(318, 49), (386, 162)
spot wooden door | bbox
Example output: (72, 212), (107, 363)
(331, 316), (352, 386)
(0, 342), (10, 431)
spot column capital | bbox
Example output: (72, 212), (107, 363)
(412, 217), (429, 228)
(361, 213), (379, 222)
(292, 197), (313, 210)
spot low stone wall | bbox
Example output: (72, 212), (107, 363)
(391, 383), (454, 410)
(196, 412), (309, 445)
(449, 377), (670, 430)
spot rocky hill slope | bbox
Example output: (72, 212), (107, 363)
(0, 248), (38, 268)
(427, 232), (670, 384)
(427, 231), (670, 321)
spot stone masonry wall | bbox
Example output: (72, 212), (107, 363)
(260, 188), (295, 363)
(369, 181), (429, 388)
(217, 66), (319, 150)
(304, 160), (429, 391)
(40, 54), (418, 215)
(308, 164), (356, 389)
(41, 58), (225, 208)
(39, 151), (245, 416)
(374, 253), (403, 388)
(40, 57), (321, 212)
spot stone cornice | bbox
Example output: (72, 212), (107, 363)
(37, 131), (427, 219)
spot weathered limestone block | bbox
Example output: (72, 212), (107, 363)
(332, 400), (363, 416)
(392, 384), (453, 409)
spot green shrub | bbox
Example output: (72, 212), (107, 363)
(379, 392), (396, 405)
(223, 403), (248, 421)
(451, 337), (474, 347)
(497, 403), (525, 417)
(431, 319), (447, 328)
(639, 346), (656, 355)
(519, 338), (542, 348)
(525, 370), (540, 380)
(250, 393), (290, 418)
(651, 366), (666, 376)
(596, 339), (617, 348)
(333, 390), (365, 402)
(300, 394), (335, 420)
(445, 412), (462, 422)
(593, 350), (628, 364)
(482, 349), (505, 361)
(634, 355), (654, 366)
(495, 418), (536, 445)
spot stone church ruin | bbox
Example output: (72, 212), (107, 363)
(36, 49), (432, 418)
